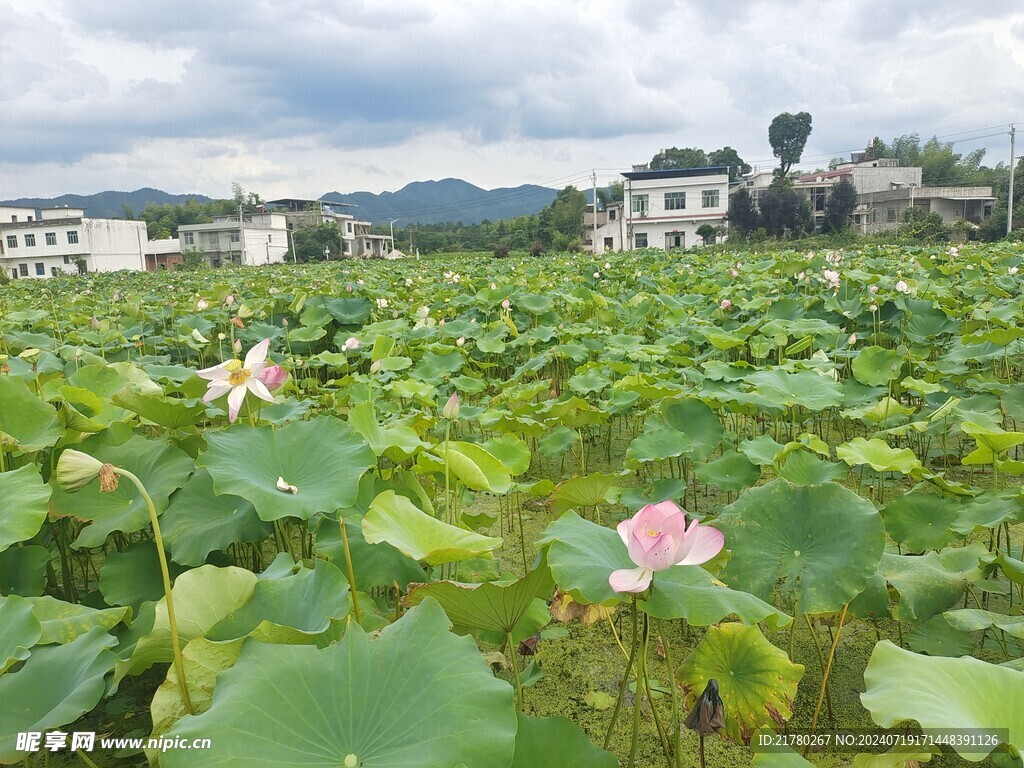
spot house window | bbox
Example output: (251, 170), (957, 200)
(609, 208), (617, 221)
(604, 237), (614, 251)
(229, 232), (240, 243)
(182, 232), (194, 246)
(63, 255), (73, 264)
(67, 231), (79, 244)
(11, 269), (17, 279)
(268, 235), (272, 242)
(9, 215), (16, 222)
(35, 262), (45, 276)
(19, 263), (29, 276)
(6, 235), (17, 249)
(664, 192), (686, 210)
(665, 232), (684, 249)
(45, 232), (57, 245)
(346, 222), (353, 233)
(24, 234), (36, 247)
(702, 190), (720, 208)
(886, 208), (897, 223)
(634, 232), (648, 248)
(631, 194), (649, 215)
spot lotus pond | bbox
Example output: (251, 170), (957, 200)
(0, 243), (1022, 768)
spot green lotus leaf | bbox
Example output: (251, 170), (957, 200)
(98, 542), (186, 613)
(844, 396), (916, 424)
(511, 713), (617, 768)
(361, 491), (502, 565)
(0, 627), (117, 763)
(550, 472), (620, 513)
(0, 464), (51, 553)
(27, 595), (130, 645)
(161, 600), (517, 768)
(48, 436), (195, 549)
(960, 421), (1024, 459)
(161, 469), (273, 567)
(880, 551), (969, 622)
(426, 441), (512, 493)
(405, 555), (553, 636)
(951, 494), (1024, 535)
(536, 510), (631, 606)
(149, 637), (245, 746)
(852, 346), (905, 386)
(625, 427), (693, 466)
(482, 433), (532, 475)
(116, 565), (258, 682)
(716, 479), (885, 614)
(0, 376), (63, 451)
(777, 450), (847, 485)
(347, 401), (426, 458)
(639, 564), (792, 629)
(111, 387), (208, 429)
(943, 609), (1024, 639)
(538, 425), (580, 458)
(862, 640), (1024, 760)
(324, 296), (372, 325)
(662, 398), (724, 459)
(905, 615), (975, 657)
(0, 594), (41, 674)
(695, 450), (761, 492)
(0, 545), (49, 596)
(739, 434), (787, 466)
(197, 417), (376, 522)
(316, 519), (427, 591)
(836, 437), (924, 474)
(745, 368), (844, 410)
(678, 623), (804, 743)
(207, 554), (350, 643)
(882, 490), (963, 552)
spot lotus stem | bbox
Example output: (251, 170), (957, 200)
(112, 467), (193, 715)
(605, 596), (640, 750)
(507, 631), (523, 710)
(338, 518), (362, 624)
(804, 615), (834, 725)
(808, 603), (847, 744)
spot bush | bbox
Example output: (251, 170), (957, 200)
(530, 241), (546, 257)
(492, 244), (510, 259)
(176, 248), (208, 271)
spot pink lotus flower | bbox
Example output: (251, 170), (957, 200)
(342, 337), (360, 351)
(895, 279), (910, 294)
(196, 339), (276, 422)
(501, 299), (511, 310)
(729, 269), (739, 278)
(442, 392), (460, 419)
(869, 284), (879, 293)
(719, 299), (732, 311)
(196, 299), (209, 310)
(823, 269), (840, 288)
(259, 365), (289, 391)
(609, 501), (724, 593)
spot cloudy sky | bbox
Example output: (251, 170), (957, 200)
(2, 0), (1022, 202)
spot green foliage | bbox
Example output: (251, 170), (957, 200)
(758, 183), (814, 239)
(650, 145), (751, 182)
(291, 222), (344, 262)
(696, 223), (718, 245)
(177, 247), (207, 271)
(898, 206), (949, 243)
(822, 178), (858, 233)
(768, 111), (813, 177)
(727, 187), (759, 239)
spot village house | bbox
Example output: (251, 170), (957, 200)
(621, 166), (729, 251)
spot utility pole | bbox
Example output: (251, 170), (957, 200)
(238, 204), (246, 266)
(1008, 124), (1016, 236)
(388, 218), (400, 256)
(591, 170), (598, 254)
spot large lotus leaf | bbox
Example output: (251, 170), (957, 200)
(880, 552), (969, 622)
(663, 398), (724, 459)
(852, 346), (905, 386)
(745, 368), (844, 410)
(882, 490), (963, 551)
(425, 441), (513, 494)
(27, 596), (130, 645)
(739, 434), (787, 466)
(0, 627), (117, 763)
(162, 600), (517, 768)
(481, 433), (532, 475)
(951, 494), (1024, 534)
(347, 402), (426, 458)
(777, 450), (847, 485)
(316, 519), (426, 591)
(960, 421), (1024, 463)
(845, 396), (917, 424)
(536, 510), (631, 606)
(98, 542), (185, 613)
(695, 450), (761, 492)
(625, 427), (693, 466)
(0, 545), (49, 596)
(550, 472), (620, 513)
(639, 564), (792, 629)
(404, 555), (554, 635)
(361, 491), (502, 565)
(0, 376), (63, 451)
(197, 417), (376, 522)
(208, 555), (350, 643)
(836, 438), (924, 475)
(862, 641), (1024, 760)
(539, 425), (581, 458)
(112, 387), (208, 429)
(905, 615), (975, 657)
(116, 565), (258, 681)
(511, 713), (617, 768)
(149, 637), (245, 745)
(324, 296), (372, 325)
(0, 464), (51, 552)
(716, 480), (884, 614)
(161, 469), (272, 566)
(48, 436), (195, 549)
(943, 609), (1024, 640)
(0, 594), (41, 674)
(678, 623), (804, 744)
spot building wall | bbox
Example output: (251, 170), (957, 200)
(0, 217), (146, 278)
(624, 170), (728, 250)
(0, 206), (38, 223)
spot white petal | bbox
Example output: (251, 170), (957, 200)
(196, 363), (230, 381)
(244, 338), (270, 369)
(227, 385), (246, 422)
(246, 376), (276, 404)
(202, 382), (232, 402)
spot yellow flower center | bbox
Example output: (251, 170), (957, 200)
(228, 368), (251, 386)
(647, 529), (660, 537)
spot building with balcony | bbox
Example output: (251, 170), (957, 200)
(622, 167), (729, 250)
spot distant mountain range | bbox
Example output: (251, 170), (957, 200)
(1, 179), (559, 226)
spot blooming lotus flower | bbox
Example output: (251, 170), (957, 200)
(823, 269), (840, 288)
(342, 337), (360, 351)
(196, 339), (276, 422)
(1010, 266), (1019, 275)
(719, 299), (732, 311)
(197, 299), (209, 310)
(223, 294), (234, 305)
(609, 501), (725, 593)
(895, 279), (910, 294)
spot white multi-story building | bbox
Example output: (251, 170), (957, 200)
(622, 166), (729, 250)
(265, 199), (393, 258)
(0, 206), (147, 279)
(177, 212), (290, 268)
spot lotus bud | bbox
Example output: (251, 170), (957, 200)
(442, 392), (460, 420)
(370, 360), (382, 374)
(233, 339), (242, 353)
(196, 298), (208, 310)
(259, 365), (289, 391)
(456, 336), (465, 347)
(91, 317), (100, 330)
(223, 294), (235, 305)
(55, 450), (105, 492)
(501, 299), (511, 310)
(98, 463), (120, 493)
(346, 284), (353, 292)
(848, 333), (857, 346)
(719, 299), (732, 311)
(282, 318), (289, 327)
(594, 271), (601, 278)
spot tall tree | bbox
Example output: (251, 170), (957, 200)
(726, 188), (759, 239)
(822, 179), (858, 233)
(768, 111), (813, 178)
(708, 147), (752, 182)
(538, 186), (587, 249)
(758, 182), (813, 238)
(650, 147), (708, 170)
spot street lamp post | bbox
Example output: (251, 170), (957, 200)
(388, 218), (400, 256)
